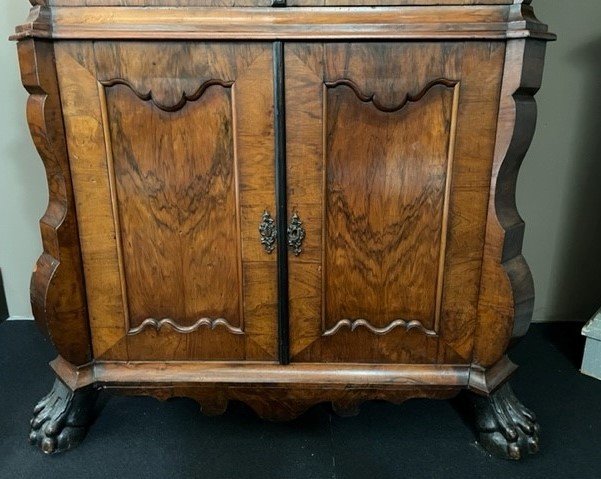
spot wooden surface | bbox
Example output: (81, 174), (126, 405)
(12, 4), (555, 41)
(55, 41), (278, 361)
(473, 39), (546, 368)
(28, 0), (530, 5)
(15, 2), (553, 434)
(18, 39), (92, 366)
(286, 42), (505, 364)
(50, 355), (466, 419)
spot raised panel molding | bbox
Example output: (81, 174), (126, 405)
(128, 317), (244, 335)
(55, 41), (278, 361)
(99, 78), (234, 112)
(324, 77), (459, 113)
(100, 80), (244, 336)
(323, 318), (437, 337)
(321, 77), (460, 339)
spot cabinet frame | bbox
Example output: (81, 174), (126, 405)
(15, 1), (553, 416)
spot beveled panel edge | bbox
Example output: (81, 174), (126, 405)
(97, 82), (131, 335)
(12, 6), (556, 41)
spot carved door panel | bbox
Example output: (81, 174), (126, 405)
(56, 42), (278, 361)
(286, 42), (506, 364)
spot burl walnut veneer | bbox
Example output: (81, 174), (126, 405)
(12, 0), (554, 459)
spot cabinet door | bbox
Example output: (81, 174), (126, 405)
(286, 42), (505, 364)
(56, 42), (278, 361)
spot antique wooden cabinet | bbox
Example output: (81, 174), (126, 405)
(13, 0), (554, 459)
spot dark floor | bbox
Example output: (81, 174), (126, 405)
(1, 321), (600, 479)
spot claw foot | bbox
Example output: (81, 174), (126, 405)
(29, 379), (98, 454)
(471, 382), (540, 460)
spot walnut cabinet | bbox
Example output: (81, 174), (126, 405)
(13, 0), (554, 459)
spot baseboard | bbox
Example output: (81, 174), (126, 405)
(7, 316), (34, 321)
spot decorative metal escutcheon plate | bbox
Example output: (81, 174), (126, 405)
(287, 212), (306, 256)
(259, 210), (277, 254)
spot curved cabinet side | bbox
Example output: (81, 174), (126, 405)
(18, 39), (92, 365)
(474, 39), (547, 368)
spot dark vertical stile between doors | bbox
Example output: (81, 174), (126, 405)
(273, 41), (290, 365)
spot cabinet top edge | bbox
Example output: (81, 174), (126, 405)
(27, 0), (535, 6)
(12, 4), (556, 42)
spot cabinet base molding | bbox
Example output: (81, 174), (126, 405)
(32, 356), (536, 457)
(49, 355), (519, 416)
(467, 356), (518, 396)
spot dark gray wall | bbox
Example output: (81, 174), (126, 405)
(519, 1), (601, 322)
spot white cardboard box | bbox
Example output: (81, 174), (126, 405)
(582, 308), (601, 381)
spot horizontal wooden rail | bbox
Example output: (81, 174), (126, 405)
(13, 5), (555, 41)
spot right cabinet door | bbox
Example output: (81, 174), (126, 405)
(286, 42), (506, 364)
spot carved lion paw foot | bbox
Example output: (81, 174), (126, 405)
(29, 379), (98, 454)
(473, 383), (540, 460)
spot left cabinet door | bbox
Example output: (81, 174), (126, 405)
(56, 42), (278, 361)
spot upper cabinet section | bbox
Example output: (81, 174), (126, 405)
(14, 1), (555, 42)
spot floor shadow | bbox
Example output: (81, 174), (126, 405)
(538, 321), (586, 369)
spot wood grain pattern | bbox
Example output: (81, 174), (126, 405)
(18, 39), (92, 366)
(51, 355), (470, 387)
(12, 5), (555, 42)
(33, 0), (530, 5)
(105, 82), (242, 333)
(55, 41), (278, 361)
(473, 39), (546, 368)
(50, 355), (467, 420)
(287, 42), (505, 364)
(13, 1), (554, 454)
(324, 80), (456, 333)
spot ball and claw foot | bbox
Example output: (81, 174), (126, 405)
(471, 382), (540, 460)
(29, 379), (98, 454)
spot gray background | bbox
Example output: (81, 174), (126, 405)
(0, 1), (599, 321)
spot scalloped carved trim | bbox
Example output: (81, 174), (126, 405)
(324, 78), (458, 113)
(99, 78), (234, 112)
(323, 318), (437, 337)
(116, 386), (459, 422)
(128, 317), (244, 336)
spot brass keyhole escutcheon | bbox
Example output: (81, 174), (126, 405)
(287, 212), (305, 256)
(259, 210), (277, 254)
